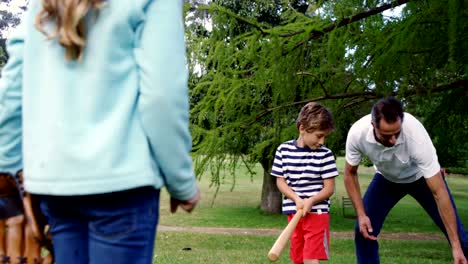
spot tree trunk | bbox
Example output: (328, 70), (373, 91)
(260, 160), (282, 214)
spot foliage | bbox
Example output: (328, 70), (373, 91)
(446, 167), (468, 175)
(405, 89), (468, 168)
(0, 0), (26, 66)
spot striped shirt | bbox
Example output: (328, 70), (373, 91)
(271, 140), (339, 215)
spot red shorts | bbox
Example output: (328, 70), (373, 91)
(287, 213), (330, 263)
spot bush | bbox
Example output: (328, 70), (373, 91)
(445, 167), (468, 175)
(360, 155), (373, 167)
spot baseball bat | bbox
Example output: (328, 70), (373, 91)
(267, 209), (303, 262)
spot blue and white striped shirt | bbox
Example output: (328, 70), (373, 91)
(271, 139), (338, 215)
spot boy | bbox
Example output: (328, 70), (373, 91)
(272, 102), (338, 264)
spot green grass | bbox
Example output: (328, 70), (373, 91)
(154, 232), (453, 264)
(154, 157), (466, 263)
(159, 157), (468, 233)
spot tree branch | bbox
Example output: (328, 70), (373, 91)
(284, 0), (411, 55)
(240, 91), (378, 128)
(197, 4), (269, 34)
(241, 78), (467, 128)
(295, 71), (329, 96)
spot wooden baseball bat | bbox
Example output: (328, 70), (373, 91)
(268, 209), (303, 262)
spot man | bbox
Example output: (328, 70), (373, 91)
(344, 96), (467, 264)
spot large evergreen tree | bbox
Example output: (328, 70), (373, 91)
(186, 0), (468, 213)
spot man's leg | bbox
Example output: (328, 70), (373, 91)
(409, 176), (468, 257)
(355, 173), (406, 264)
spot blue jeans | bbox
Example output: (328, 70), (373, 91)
(355, 173), (468, 264)
(37, 186), (160, 264)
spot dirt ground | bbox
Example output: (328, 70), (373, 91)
(157, 225), (444, 241)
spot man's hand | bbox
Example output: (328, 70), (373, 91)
(425, 173), (466, 264)
(358, 214), (377, 240)
(170, 189), (201, 213)
(452, 247), (467, 264)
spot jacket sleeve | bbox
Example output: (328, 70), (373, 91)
(0, 23), (25, 175)
(134, 0), (197, 201)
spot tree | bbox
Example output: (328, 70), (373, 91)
(186, 0), (468, 213)
(0, 0), (26, 66)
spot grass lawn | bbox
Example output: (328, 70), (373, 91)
(154, 232), (453, 264)
(154, 157), (467, 263)
(158, 157), (468, 233)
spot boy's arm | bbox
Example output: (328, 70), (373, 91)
(276, 177), (303, 211)
(304, 177), (335, 212)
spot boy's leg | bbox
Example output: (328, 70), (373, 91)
(302, 213), (329, 263)
(38, 196), (89, 264)
(409, 176), (468, 257)
(355, 173), (406, 264)
(89, 187), (160, 264)
(288, 214), (305, 264)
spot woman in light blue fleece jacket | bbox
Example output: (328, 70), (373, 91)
(0, 0), (200, 263)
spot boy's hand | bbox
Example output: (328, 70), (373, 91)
(302, 197), (315, 216)
(294, 198), (304, 213)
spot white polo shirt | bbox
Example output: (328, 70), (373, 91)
(345, 113), (440, 183)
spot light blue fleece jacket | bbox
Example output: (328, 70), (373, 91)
(0, 0), (198, 200)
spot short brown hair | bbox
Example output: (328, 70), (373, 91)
(371, 96), (404, 128)
(296, 102), (334, 132)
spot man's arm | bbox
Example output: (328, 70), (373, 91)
(344, 161), (377, 240)
(344, 162), (364, 216)
(425, 172), (467, 263)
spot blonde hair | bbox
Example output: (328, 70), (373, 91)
(296, 102), (334, 132)
(35, 0), (104, 61)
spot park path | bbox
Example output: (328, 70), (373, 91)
(158, 225), (444, 241)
